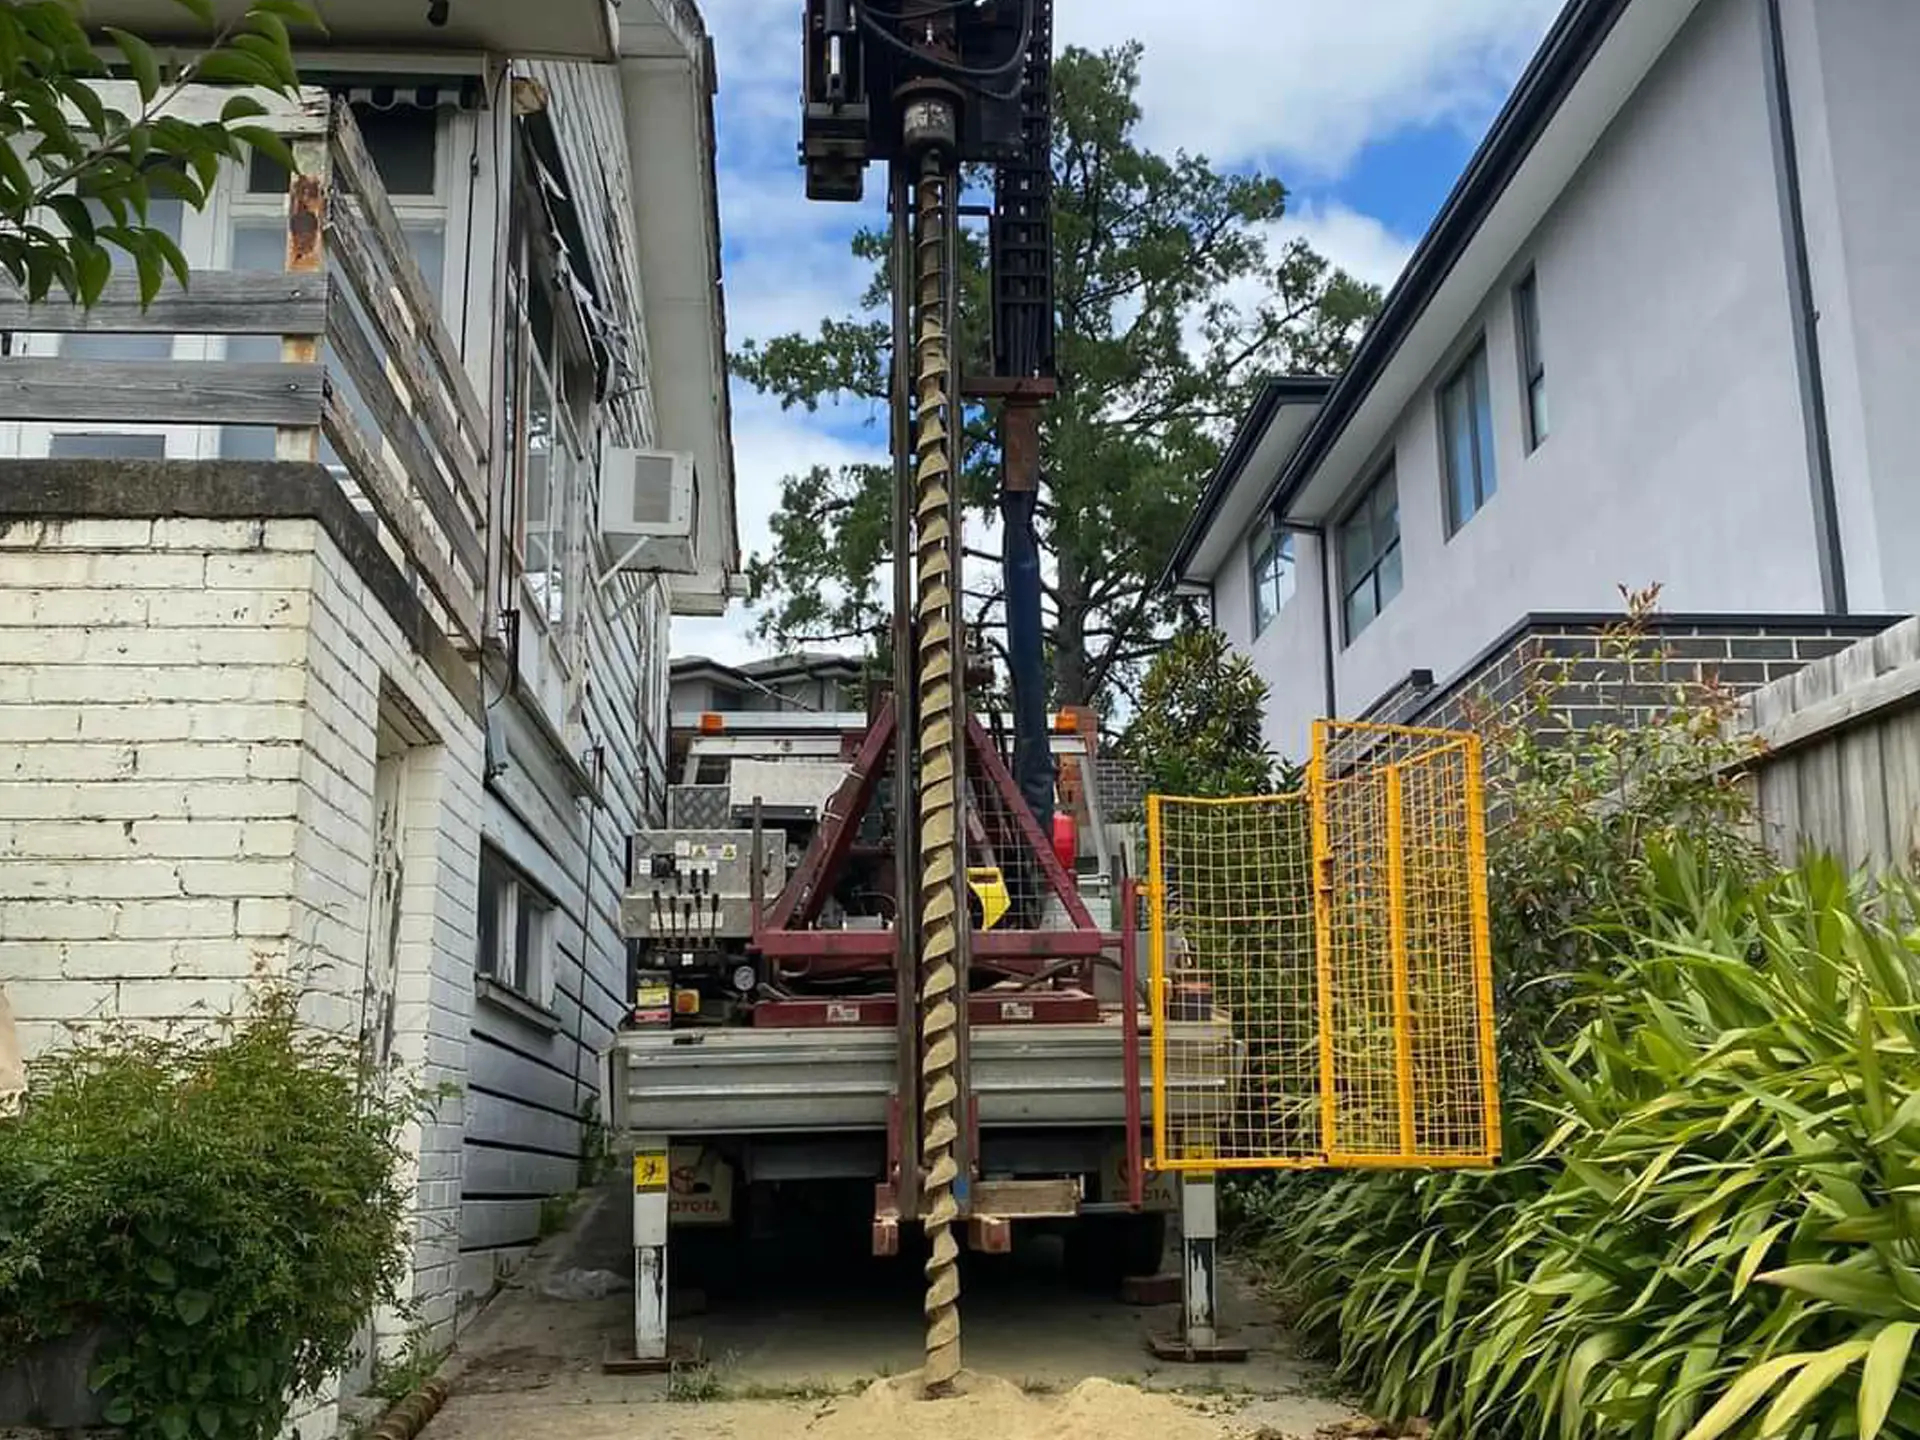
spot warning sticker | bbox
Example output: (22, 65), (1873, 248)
(720, 844), (738, 861)
(633, 1152), (669, 1192)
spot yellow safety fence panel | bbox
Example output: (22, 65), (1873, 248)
(1147, 720), (1500, 1172)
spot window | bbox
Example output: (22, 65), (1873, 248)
(222, 102), (452, 464)
(1440, 342), (1497, 532)
(1515, 272), (1547, 450)
(1339, 467), (1402, 641)
(1248, 518), (1296, 636)
(502, 127), (596, 636)
(476, 847), (555, 1004)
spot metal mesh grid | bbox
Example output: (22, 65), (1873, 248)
(965, 751), (1056, 933)
(1148, 793), (1318, 1165)
(1147, 720), (1499, 1172)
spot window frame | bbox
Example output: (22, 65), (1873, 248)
(501, 123), (596, 651)
(1438, 339), (1497, 534)
(1515, 270), (1547, 451)
(476, 846), (557, 1008)
(1337, 465), (1402, 644)
(1247, 515), (1296, 637)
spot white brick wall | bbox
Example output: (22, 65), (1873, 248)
(0, 512), (484, 1355)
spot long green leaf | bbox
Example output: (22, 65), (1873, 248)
(1859, 1323), (1917, 1440)
(1559, 1330), (1626, 1440)
(1759, 1264), (1907, 1317)
(103, 27), (161, 103)
(1681, 1356), (1809, 1440)
(1760, 1339), (1871, 1437)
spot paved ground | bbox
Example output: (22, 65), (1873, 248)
(423, 1182), (1357, 1440)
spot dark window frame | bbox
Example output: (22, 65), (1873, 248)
(1515, 270), (1547, 451)
(1248, 516), (1296, 636)
(1337, 465), (1402, 644)
(1439, 339), (1498, 533)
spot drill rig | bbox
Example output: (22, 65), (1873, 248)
(609, 0), (1211, 1390)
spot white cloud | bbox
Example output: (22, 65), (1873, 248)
(1055, 1), (1561, 175)
(671, 390), (886, 666)
(1279, 201), (1417, 292)
(682, 0), (1554, 659)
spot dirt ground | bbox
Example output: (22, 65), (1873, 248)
(422, 1182), (1357, 1440)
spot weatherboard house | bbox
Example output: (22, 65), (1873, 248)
(0, 0), (738, 1423)
(1166, 0), (1917, 763)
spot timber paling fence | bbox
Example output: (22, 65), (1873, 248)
(1740, 614), (1920, 871)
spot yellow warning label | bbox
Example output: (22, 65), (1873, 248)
(633, 1152), (669, 1192)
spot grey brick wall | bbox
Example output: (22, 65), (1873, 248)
(1368, 615), (1898, 742)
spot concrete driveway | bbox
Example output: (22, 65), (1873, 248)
(422, 1182), (1357, 1440)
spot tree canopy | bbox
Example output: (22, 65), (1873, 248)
(1121, 626), (1283, 799)
(734, 41), (1380, 716)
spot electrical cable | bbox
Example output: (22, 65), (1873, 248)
(857, 0), (1033, 91)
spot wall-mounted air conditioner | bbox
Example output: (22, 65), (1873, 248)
(601, 447), (699, 575)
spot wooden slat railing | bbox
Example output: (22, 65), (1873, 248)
(0, 87), (492, 651)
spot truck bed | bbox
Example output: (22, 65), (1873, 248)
(603, 1015), (1233, 1137)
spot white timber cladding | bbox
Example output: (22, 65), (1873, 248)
(456, 56), (672, 1309)
(0, 515), (482, 1361)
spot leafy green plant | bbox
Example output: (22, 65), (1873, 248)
(1234, 593), (1814, 1437)
(366, 1327), (445, 1406)
(1450, 851), (1920, 1440)
(1252, 851), (1920, 1440)
(1122, 626), (1288, 802)
(0, 989), (419, 1440)
(0, 0), (318, 306)
(1474, 586), (1769, 1100)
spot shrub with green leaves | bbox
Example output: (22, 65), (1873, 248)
(0, 0), (318, 306)
(1255, 849), (1920, 1440)
(0, 992), (418, 1440)
(1122, 626), (1288, 802)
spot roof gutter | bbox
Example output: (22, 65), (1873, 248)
(1263, 0), (1631, 524)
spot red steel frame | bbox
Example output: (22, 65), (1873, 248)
(752, 704), (1108, 981)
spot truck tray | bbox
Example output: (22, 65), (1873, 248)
(603, 1015), (1234, 1138)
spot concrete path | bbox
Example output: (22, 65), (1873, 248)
(423, 1182), (1357, 1440)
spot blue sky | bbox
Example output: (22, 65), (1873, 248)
(675, 0), (1563, 665)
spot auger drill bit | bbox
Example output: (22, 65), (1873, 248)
(912, 154), (963, 1395)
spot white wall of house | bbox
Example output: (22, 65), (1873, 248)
(1228, 0), (1856, 759)
(1778, 0), (1920, 615)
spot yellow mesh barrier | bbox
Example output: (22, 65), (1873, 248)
(1147, 720), (1499, 1172)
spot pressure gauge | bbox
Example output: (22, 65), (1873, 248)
(731, 963), (758, 995)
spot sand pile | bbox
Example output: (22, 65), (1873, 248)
(800, 1371), (1248, 1439)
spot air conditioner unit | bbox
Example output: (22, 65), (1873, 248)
(601, 447), (699, 575)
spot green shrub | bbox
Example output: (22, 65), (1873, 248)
(0, 991), (419, 1440)
(1233, 594), (1832, 1437)
(1252, 850), (1920, 1440)
(1457, 851), (1920, 1440)
(1121, 627), (1288, 802)
(1476, 588), (1769, 1101)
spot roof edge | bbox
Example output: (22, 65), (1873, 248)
(1268, 0), (1630, 524)
(1160, 374), (1335, 589)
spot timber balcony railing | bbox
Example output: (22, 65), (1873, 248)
(0, 86), (491, 651)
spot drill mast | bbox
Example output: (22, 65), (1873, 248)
(800, 0), (1056, 1391)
